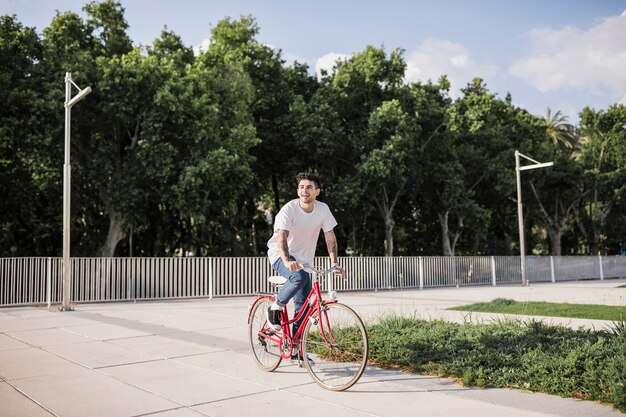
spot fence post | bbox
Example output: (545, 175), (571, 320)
(126, 258), (131, 301)
(208, 257), (214, 299)
(47, 257), (51, 309)
(598, 255), (604, 280)
(418, 256), (424, 289)
(491, 256), (497, 286)
(550, 256), (556, 283)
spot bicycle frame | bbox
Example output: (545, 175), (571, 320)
(249, 264), (368, 391)
(248, 266), (338, 360)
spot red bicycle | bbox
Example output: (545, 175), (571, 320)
(247, 264), (368, 391)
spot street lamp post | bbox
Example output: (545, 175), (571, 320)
(61, 72), (91, 311)
(515, 150), (554, 287)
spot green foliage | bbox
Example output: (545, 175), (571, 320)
(367, 316), (626, 411)
(1, 5), (625, 257)
(576, 104), (626, 254)
(0, 15), (56, 256)
(83, 0), (132, 57)
(450, 298), (626, 321)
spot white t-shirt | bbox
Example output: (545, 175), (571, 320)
(267, 199), (338, 266)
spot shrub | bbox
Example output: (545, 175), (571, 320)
(367, 316), (626, 411)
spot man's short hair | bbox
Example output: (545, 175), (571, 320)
(296, 172), (321, 189)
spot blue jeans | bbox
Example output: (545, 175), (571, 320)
(272, 257), (311, 338)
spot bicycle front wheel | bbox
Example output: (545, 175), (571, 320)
(302, 302), (368, 391)
(249, 297), (282, 372)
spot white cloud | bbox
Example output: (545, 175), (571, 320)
(281, 50), (307, 65)
(193, 38), (211, 56)
(264, 43), (307, 66)
(404, 38), (497, 97)
(314, 52), (351, 79)
(509, 10), (626, 100)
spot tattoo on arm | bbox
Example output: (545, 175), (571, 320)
(278, 230), (290, 262)
(326, 232), (338, 262)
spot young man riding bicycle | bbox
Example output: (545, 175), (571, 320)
(266, 172), (345, 357)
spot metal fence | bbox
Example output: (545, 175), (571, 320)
(1, 255), (625, 307)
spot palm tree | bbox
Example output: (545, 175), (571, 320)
(543, 108), (578, 151)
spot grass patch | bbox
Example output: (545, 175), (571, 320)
(449, 298), (626, 321)
(367, 316), (626, 411)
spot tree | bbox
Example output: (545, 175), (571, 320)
(93, 29), (258, 257)
(328, 46), (410, 255)
(543, 108), (577, 151)
(138, 25), (258, 256)
(200, 16), (293, 212)
(576, 105), (626, 254)
(36, 3), (128, 256)
(426, 78), (512, 255)
(526, 109), (585, 255)
(357, 100), (419, 256)
(91, 49), (165, 256)
(2, 6), (625, 258)
(0, 15), (46, 255)
(528, 156), (585, 255)
(83, 0), (132, 57)
(37, 7), (260, 257)
(395, 77), (450, 255)
(148, 28), (194, 67)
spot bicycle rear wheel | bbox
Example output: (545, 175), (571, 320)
(302, 302), (368, 391)
(249, 297), (282, 371)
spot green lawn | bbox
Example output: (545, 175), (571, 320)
(448, 298), (626, 321)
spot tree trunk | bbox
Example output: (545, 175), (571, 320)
(572, 204), (590, 254)
(548, 228), (562, 256)
(450, 215), (464, 255)
(374, 185), (400, 257)
(438, 211), (454, 256)
(592, 186), (600, 254)
(271, 174), (280, 219)
(384, 213), (394, 257)
(99, 211), (125, 257)
(529, 182), (580, 257)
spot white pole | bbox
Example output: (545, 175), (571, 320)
(599, 255), (604, 280)
(60, 73), (91, 311)
(515, 151), (554, 287)
(515, 151), (527, 287)
(61, 72), (73, 311)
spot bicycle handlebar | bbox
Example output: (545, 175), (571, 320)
(301, 263), (339, 275)
(301, 262), (342, 300)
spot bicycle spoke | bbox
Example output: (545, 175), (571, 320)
(302, 303), (368, 391)
(249, 297), (282, 371)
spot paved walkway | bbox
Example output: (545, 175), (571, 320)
(1, 280), (625, 417)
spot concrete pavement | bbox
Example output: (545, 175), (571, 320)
(1, 280), (625, 417)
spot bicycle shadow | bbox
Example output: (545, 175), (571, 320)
(349, 366), (469, 394)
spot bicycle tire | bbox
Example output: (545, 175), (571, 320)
(249, 297), (282, 372)
(301, 302), (368, 391)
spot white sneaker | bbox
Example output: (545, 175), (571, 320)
(267, 305), (281, 331)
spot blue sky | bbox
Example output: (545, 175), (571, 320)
(3, 0), (626, 124)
